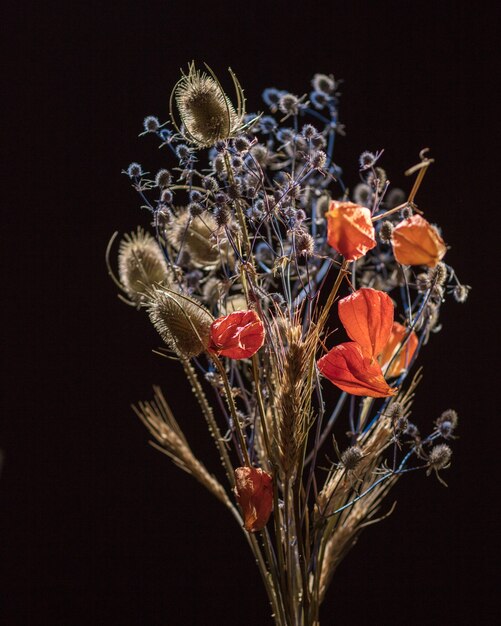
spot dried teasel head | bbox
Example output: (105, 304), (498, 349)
(166, 207), (230, 269)
(118, 228), (170, 304)
(171, 62), (254, 148)
(147, 286), (213, 358)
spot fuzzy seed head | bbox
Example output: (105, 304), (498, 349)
(453, 284), (471, 303)
(118, 228), (170, 304)
(148, 287), (212, 357)
(311, 73), (336, 95)
(294, 229), (315, 257)
(379, 220), (394, 244)
(174, 64), (243, 148)
(427, 444), (452, 472)
(428, 262), (447, 286)
(340, 446), (363, 470)
(435, 409), (458, 438)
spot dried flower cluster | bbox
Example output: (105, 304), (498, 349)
(109, 64), (470, 626)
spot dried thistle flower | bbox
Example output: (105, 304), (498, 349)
(171, 62), (250, 148)
(118, 228), (170, 304)
(427, 444), (452, 474)
(340, 445), (363, 470)
(147, 287), (212, 358)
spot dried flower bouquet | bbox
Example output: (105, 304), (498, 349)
(108, 63), (470, 626)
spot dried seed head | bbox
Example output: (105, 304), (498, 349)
(143, 115), (160, 132)
(126, 162), (142, 178)
(312, 73), (336, 95)
(148, 287), (212, 357)
(214, 205), (231, 227)
(427, 444), (452, 473)
(416, 272), (431, 293)
(167, 208), (223, 268)
(405, 422), (420, 440)
(428, 262), (447, 286)
(311, 150), (327, 169)
(435, 409), (458, 438)
(400, 205), (413, 219)
(453, 284), (471, 303)
(340, 446), (363, 470)
(294, 229), (315, 257)
(379, 220), (394, 244)
(173, 63), (244, 148)
(359, 150), (377, 170)
(279, 93), (301, 117)
(118, 228), (170, 304)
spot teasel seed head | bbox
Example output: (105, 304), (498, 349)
(340, 446), (363, 471)
(379, 220), (394, 244)
(147, 287), (212, 358)
(427, 444), (452, 474)
(118, 228), (170, 304)
(171, 62), (247, 148)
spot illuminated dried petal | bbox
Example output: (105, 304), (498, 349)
(392, 215), (446, 267)
(338, 288), (394, 359)
(209, 310), (265, 359)
(318, 341), (397, 398)
(325, 201), (376, 261)
(380, 322), (419, 378)
(234, 467), (273, 532)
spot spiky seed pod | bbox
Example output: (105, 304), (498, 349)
(453, 284), (471, 303)
(148, 287), (212, 358)
(340, 446), (363, 470)
(435, 409), (458, 438)
(166, 208), (226, 269)
(118, 228), (170, 304)
(428, 262), (447, 286)
(379, 220), (394, 244)
(427, 444), (452, 474)
(416, 272), (431, 293)
(294, 229), (315, 257)
(172, 63), (245, 148)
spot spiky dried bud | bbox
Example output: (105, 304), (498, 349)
(214, 205), (231, 227)
(311, 150), (327, 169)
(311, 73), (336, 95)
(126, 162), (142, 178)
(155, 169), (172, 189)
(340, 446), (363, 470)
(435, 409), (458, 438)
(173, 63), (244, 148)
(188, 202), (204, 217)
(167, 209), (224, 269)
(428, 262), (447, 286)
(148, 287), (212, 358)
(161, 189), (173, 204)
(400, 205), (413, 219)
(379, 220), (394, 244)
(143, 115), (160, 132)
(427, 444), (452, 474)
(302, 123), (318, 139)
(233, 135), (250, 152)
(118, 228), (170, 304)
(202, 176), (219, 192)
(405, 422), (420, 440)
(453, 284), (471, 303)
(294, 229), (315, 257)
(359, 150), (377, 170)
(279, 93), (300, 116)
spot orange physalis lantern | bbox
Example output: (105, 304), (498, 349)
(380, 321), (419, 378)
(209, 310), (265, 359)
(325, 201), (376, 261)
(234, 467), (273, 532)
(338, 288), (394, 360)
(318, 342), (397, 398)
(392, 214), (446, 267)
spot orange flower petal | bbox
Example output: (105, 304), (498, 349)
(234, 467), (273, 532)
(325, 201), (376, 261)
(318, 341), (397, 398)
(392, 214), (446, 267)
(209, 310), (265, 359)
(338, 288), (394, 359)
(380, 321), (419, 378)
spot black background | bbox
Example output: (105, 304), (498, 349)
(2, 2), (499, 625)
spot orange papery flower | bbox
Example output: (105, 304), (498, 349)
(392, 214), (446, 267)
(318, 341), (397, 398)
(234, 467), (273, 532)
(380, 321), (419, 378)
(338, 288), (394, 360)
(325, 201), (376, 261)
(209, 310), (265, 359)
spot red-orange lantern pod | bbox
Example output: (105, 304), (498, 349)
(234, 467), (273, 532)
(392, 214), (446, 267)
(380, 322), (419, 378)
(338, 288), (394, 360)
(318, 341), (397, 398)
(325, 201), (377, 261)
(209, 310), (265, 359)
